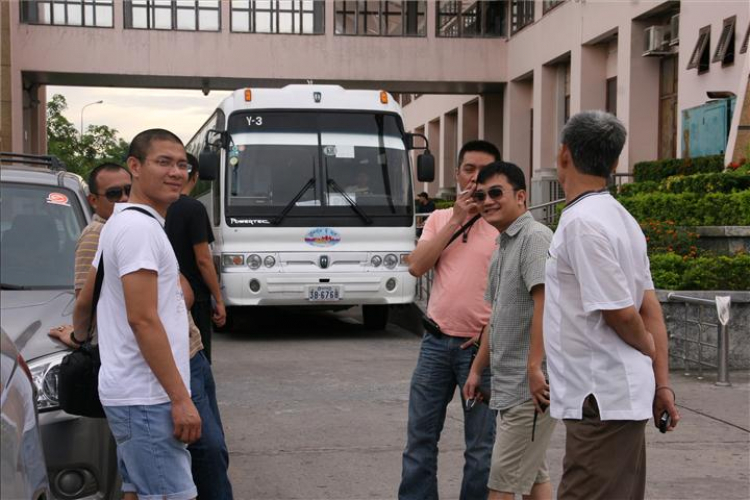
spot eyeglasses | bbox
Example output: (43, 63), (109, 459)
(96, 184), (131, 202)
(148, 157), (192, 173)
(472, 186), (505, 203)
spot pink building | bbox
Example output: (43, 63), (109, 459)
(1, 0), (748, 205)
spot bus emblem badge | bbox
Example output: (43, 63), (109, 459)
(304, 227), (341, 247)
(319, 255), (329, 269)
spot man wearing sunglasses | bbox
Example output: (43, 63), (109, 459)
(49, 162), (132, 342)
(399, 140), (500, 500)
(463, 162), (556, 500)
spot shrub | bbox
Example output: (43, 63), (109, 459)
(633, 155), (724, 183)
(650, 253), (750, 290)
(620, 191), (750, 226)
(640, 219), (700, 257)
(435, 200), (455, 210)
(662, 172), (750, 195)
(618, 181), (659, 196)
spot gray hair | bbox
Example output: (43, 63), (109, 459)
(560, 110), (627, 179)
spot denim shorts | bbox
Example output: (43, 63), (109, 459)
(104, 403), (197, 500)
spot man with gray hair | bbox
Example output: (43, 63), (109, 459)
(544, 111), (680, 499)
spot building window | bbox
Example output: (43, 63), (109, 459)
(712, 16), (736, 66)
(542, 0), (563, 14)
(686, 25), (710, 74)
(510, 0), (533, 34)
(741, 22), (749, 54)
(436, 1), (506, 38)
(21, 0), (114, 27)
(124, 0), (220, 31)
(334, 1), (426, 37)
(231, 1), (325, 34)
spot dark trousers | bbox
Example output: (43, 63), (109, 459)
(558, 395), (647, 500)
(192, 299), (213, 363)
(188, 351), (233, 499)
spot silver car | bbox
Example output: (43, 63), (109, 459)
(1, 153), (118, 499)
(1, 328), (50, 500)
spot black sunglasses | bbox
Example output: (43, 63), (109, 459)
(97, 184), (131, 202)
(472, 186), (505, 203)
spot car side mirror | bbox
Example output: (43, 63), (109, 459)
(199, 148), (219, 181)
(417, 151), (435, 182)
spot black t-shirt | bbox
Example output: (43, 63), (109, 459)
(165, 194), (214, 301)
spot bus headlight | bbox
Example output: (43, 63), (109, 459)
(222, 254), (245, 268)
(263, 256), (276, 268)
(384, 254), (398, 269)
(371, 255), (382, 268)
(247, 254), (262, 270)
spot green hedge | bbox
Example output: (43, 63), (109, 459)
(619, 172), (750, 197)
(633, 155), (724, 183)
(650, 253), (750, 290)
(620, 191), (750, 226)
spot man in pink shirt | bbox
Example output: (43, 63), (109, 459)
(399, 140), (500, 500)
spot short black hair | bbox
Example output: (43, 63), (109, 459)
(88, 162), (131, 195)
(417, 191), (429, 199)
(187, 153), (200, 181)
(458, 140), (501, 166)
(127, 128), (184, 163)
(560, 111), (626, 179)
(476, 161), (526, 192)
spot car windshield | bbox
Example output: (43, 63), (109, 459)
(225, 112), (412, 223)
(0, 183), (86, 289)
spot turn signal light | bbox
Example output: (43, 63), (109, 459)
(380, 91), (389, 104)
(244, 89), (252, 102)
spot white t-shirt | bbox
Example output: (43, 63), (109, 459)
(93, 203), (190, 406)
(544, 191), (655, 421)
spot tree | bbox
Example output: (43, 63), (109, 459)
(46, 94), (129, 179)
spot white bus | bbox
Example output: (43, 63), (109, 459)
(187, 85), (434, 329)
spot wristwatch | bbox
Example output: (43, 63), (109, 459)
(69, 331), (83, 347)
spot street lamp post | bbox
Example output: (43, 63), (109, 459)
(80, 100), (104, 138)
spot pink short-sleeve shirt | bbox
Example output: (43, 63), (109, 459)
(421, 209), (498, 338)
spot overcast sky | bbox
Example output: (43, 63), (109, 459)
(48, 85), (232, 145)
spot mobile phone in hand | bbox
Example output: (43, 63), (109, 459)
(658, 411), (671, 433)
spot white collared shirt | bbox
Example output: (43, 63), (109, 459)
(544, 191), (655, 421)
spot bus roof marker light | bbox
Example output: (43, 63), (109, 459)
(244, 89), (252, 102)
(380, 91), (388, 104)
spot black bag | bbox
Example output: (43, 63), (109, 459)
(58, 248), (106, 418)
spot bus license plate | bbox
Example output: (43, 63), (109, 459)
(308, 286), (341, 301)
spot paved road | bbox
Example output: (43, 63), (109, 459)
(211, 308), (750, 500)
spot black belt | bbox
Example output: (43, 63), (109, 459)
(422, 316), (472, 341)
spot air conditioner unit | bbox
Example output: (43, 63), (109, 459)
(643, 25), (670, 56)
(669, 14), (679, 46)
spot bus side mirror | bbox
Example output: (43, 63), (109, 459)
(199, 148), (219, 181)
(417, 151), (435, 182)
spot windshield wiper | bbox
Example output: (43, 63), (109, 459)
(273, 177), (316, 225)
(0, 283), (30, 290)
(327, 178), (373, 225)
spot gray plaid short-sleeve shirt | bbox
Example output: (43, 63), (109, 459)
(485, 211), (552, 411)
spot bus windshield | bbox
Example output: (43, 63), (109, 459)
(225, 112), (413, 224)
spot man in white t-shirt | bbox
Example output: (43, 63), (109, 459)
(74, 128), (200, 500)
(544, 111), (680, 500)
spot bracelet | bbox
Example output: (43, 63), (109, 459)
(655, 386), (676, 402)
(69, 331), (83, 347)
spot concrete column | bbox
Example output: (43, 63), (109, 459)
(618, 20), (660, 172)
(462, 99), (479, 143)
(572, 43), (608, 113)
(503, 78), (533, 180)
(0, 0), (11, 151)
(533, 64), (556, 172)
(427, 118), (441, 197)
(443, 110), (458, 191)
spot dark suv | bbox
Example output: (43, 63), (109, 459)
(1, 153), (119, 499)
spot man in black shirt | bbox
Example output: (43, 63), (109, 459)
(166, 154), (226, 362)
